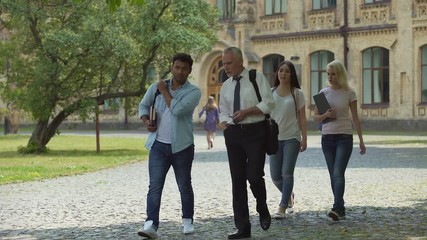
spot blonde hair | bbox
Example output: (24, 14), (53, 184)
(327, 60), (351, 90)
(205, 96), (218, 111)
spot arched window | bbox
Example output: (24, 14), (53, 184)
(421, 45), (427, 103)
(310, 50), (334, 104)
(262, 54), (285, 86)
(207, 56), (227, 102)
(362, 47), (389, 104)
(208, 57), (226, 85)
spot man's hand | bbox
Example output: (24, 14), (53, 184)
(145, 120), (157, 132)
(219, 121), (228, 130)
(141, 116), (157, 132)
(157, 80), (172, 107)
(231, 110), (246, 124)
(157, 80), (168, 94)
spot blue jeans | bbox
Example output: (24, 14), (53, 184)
(321, 134), (353, 213)
(146, 140), (195, 227)
(269, 138), (300, 208)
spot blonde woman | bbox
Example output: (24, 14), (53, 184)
(313, 60), (366, 221)
(198, 96), (220, 149)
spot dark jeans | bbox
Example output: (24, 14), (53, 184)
(146, 140), (195, 227)
(321, 134), (353, 213)
(224, 122), (268, 231)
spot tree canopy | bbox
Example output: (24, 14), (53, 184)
(0, 0), (219, 153)
(104, 0), (145, 11)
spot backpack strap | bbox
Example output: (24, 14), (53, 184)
(248, 69), (271, 119)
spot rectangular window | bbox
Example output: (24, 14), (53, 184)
(265, 0), (273, 15)
(310, 51), (334, 104)
(312, 0), (336, 10)
(262, 55), (284, 86)
(217, 0), (223, 14)
(363, 70), (372, 104)
(217, 0), (235, 19)
(265, 0), (287, 15)
(422, 46), (427, 103)
(362, 47), (389, 104)
(311, 73), (319, 100)
(422, 66), (427, 102)
(365, 0), (390, 4)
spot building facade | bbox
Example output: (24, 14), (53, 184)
(2, 0), (427, 131)
(191, 0), (427, 131)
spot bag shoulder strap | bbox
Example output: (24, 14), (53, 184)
(248, 69), (271, 119)
(249, 69), (261, 102)
(291, 88), (302, 130)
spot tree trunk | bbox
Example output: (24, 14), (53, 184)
(26, 111), (68, 153)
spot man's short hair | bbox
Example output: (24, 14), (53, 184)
(173, 53), (193, 67)
(223, 46), (243, 61)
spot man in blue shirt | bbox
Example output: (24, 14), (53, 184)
(138, 53), (201, 239)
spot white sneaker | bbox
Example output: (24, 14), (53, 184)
(286, 206), (295, 214)
(138, 220), (158, 239)
(182, 218), (195, 234)
(272, 207), (286, 219)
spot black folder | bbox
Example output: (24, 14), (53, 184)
(313, 92), (334, 124)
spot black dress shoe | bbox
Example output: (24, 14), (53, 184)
(260, 212), (271, 230)
(228, 229), (251, 239)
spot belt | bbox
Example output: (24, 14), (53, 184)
(228, 121), (265, 129)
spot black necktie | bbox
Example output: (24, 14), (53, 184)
(233, 76), (242, 113)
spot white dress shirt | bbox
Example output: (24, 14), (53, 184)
(219, 68), (275, 124)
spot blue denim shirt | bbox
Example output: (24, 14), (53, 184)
(138, 79), (201, 153)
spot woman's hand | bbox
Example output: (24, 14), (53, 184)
(299, 139), (307, 152)
(325, 108), (336, 119)
(359, 142), (366, 155)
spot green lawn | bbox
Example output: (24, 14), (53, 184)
(0, 134), (148, 185)
(1, 130), (426, 186)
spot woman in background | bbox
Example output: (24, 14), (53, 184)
(198, 96), (220, 149)
(313, 60), (366, 221)
(269, 60), (307, 219)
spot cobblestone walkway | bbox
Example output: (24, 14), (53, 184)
(1, 131), (426, 240)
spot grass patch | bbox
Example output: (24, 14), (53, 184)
(0, 135), (147, 185)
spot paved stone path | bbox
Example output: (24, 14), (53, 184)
(0, 131), (426, 240)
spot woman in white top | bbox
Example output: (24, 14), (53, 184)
(313, 60), (366, 221)
(269, 60), (308, 219)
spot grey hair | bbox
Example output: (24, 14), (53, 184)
(223, 46), (243, 61)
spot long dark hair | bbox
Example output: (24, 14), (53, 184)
(273, 60), (300, 90)
(273, 60), (301, 120)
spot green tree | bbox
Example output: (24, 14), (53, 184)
(0, 0), (219, 153)
(104, 0), (145, 11)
